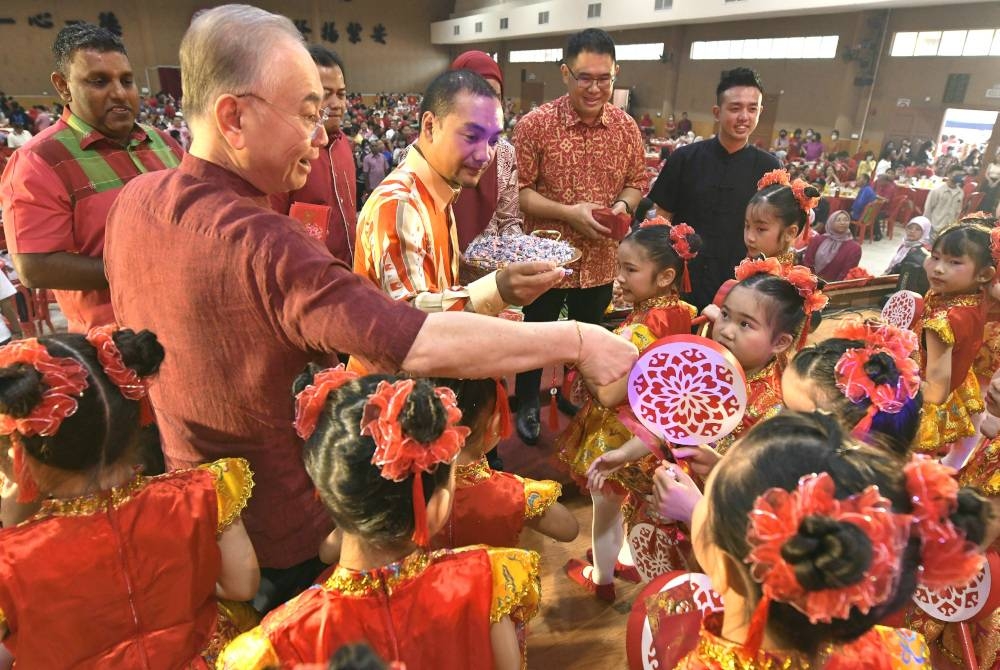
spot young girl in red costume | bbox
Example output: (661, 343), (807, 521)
(431, 377), (578, 549)
(672, 411), (988, 669)
(556, 220), (701, 601)
(916, 223), (994, 461)
(219, 369), (540, 670)
(0, 328), (259, 669)
(745, 168), (821, 264)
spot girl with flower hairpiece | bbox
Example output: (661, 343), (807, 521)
(746, 168), (821, 264)
(556, 218), (702, 602)
(666, 411), (990, 669)
(0, 329), (259, 669)
(220, 369), (540, 670)
(916, 223), (995, 460)
(782, 320), (923, 456)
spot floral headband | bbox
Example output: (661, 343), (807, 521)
(743, 457), (984, 654)
(757, 169), (821, 245)
(294, 365), (359, 440)
(84, 325), (149, 401)
(831, 322), (920, 437)
(832, 320), (918, 362)
(361, 379), (470, 546)
(0, 339), (89, 502)
(734, 258), (828, 349)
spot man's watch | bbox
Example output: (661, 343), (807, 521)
(612, 199), (633, 216)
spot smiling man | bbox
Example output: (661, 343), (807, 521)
(355, 69), (565, 315)
(270, 45), (357, 266)
(649, 67), (780, 311)
(0, 23), (182, 332)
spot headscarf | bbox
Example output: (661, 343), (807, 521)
(449, 51), (502, 251)
(813, 210), (853, 274)
(886, 216), (931, 273)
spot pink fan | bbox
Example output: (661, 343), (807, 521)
(627, 335), (748, 447)
(881, 290), (924, 331)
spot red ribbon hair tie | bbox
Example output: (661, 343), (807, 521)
(293, 365), (359, 439)
(743, 472), (911, 653)
(669, 223), (699, 294)
(904, 455), (985, 590)
(84, 325), (148, 401)
(361, 380), (470, 546)
(0, 339), (90, 502)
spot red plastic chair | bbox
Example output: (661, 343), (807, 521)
(887, 199), (914, 241)
(854, 197), (886, 244)
(963, 192), (985, 216)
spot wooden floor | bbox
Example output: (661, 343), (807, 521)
(496, 410), (642, 670)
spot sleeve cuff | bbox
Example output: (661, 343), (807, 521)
(467, 271), (506, 316)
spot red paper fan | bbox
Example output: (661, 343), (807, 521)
(880, 290), (924, 331)
(627, 335), (749, 446)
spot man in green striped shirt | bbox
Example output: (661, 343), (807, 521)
(0, 23), (182, 332)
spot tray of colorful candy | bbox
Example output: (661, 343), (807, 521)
(463, 231), (582, 274)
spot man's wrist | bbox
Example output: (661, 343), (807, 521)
(612, 199), (633, 216)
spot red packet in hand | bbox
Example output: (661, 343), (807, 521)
(593, 207), (632, 241)
(288, 202), (331, 242)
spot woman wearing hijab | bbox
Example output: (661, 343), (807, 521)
(885, 215), (932, 294)
(802, 209), (862, 281)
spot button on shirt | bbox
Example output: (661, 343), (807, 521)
(649, 137), (780, 307)
(270, 130), (357, 266)
(514, 95), (648, 289)
(104, 154), (427, 568)
(0, 107), (182, 332)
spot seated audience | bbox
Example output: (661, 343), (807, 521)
(802, 209), (861, 281)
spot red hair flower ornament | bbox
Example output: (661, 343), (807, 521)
(294, 365), (359, 439)
(362, 379), (470, 545)
(669, 223), (698, 293)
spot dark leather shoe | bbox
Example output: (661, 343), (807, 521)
(516, 405), (541, 445)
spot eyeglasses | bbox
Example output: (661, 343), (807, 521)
(564, 65), (615, 90)
(236, 93), (329, 141)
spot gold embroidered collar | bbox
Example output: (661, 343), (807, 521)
(692, 629), (824, 670)
(324, 550), (434, 597)
(455, 456), (493, 487)
(35, 473), (148, 518)
(924, 290), (982, 314)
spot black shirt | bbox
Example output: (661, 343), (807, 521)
(649, 137), (780, 308)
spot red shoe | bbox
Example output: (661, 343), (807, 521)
(565, 558), (616, 602)
(585, 549), (642, 584)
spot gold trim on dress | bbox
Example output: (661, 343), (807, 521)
(517, 476), (562, 520)
(199, 458), (255, 531)
(688, 629), (822, 669)
(455, 457), (493, 487)
(324, 551), (433, 597)
(35, 473), (147, 518)
(486, 547), (541, 625)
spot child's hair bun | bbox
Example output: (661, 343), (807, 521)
(0, 364), (44, 419)
(950, 488), (990, 546)
(111, 329), (165, 377)
(781, 515), (873, 592)
(803, 184), (821, 200)
(399, 380), (447, 445)
(863, 351), (900, 387)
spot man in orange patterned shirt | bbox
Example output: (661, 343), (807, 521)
(512, 28), (648, 444)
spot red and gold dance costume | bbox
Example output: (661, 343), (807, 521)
(0, 458), (257, 669)
(431, 456), (562, 549)
(218, 546), (540, 670)
(557, 295), (696, 494)
(712, 358), (784, 457)
(916, 291), (986, 453)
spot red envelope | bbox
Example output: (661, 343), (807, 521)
(289, 202), (331, 242)
(593, 207), (632, 241)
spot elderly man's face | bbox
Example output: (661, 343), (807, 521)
(237, 40), (327, 194)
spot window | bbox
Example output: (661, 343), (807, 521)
(689, 35), (839, 60)
(588, 3), (601, 18)
(654, 0), (672, 9)
(509, 48), (563, 63)
(500, 17), (509, 30)
(616, 43), (664, 61)
(475, 21), (482, 33)
(891, 28), (1000, 57)
(453, 25), (460, 36)
(943, 74), (970, 104)
(538, 11), (549, 25)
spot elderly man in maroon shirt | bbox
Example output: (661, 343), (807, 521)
(103, 4), (637, 613)
(270, 44), (357, 266)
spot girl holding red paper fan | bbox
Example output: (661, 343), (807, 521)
(556, 219), (701, 602)
(783, 321), (923, 456)
(0, 330), (260, 669)
(220, 369), (540, 670)
(430, 377), (579, 549)
(672, 411), (991, 669)
(916, 223), (994, 458)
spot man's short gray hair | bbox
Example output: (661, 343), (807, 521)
(180, 4), (303, 119)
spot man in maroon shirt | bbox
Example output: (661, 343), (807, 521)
(104, 5), (637, 612)
(270, 45), (357, 267)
